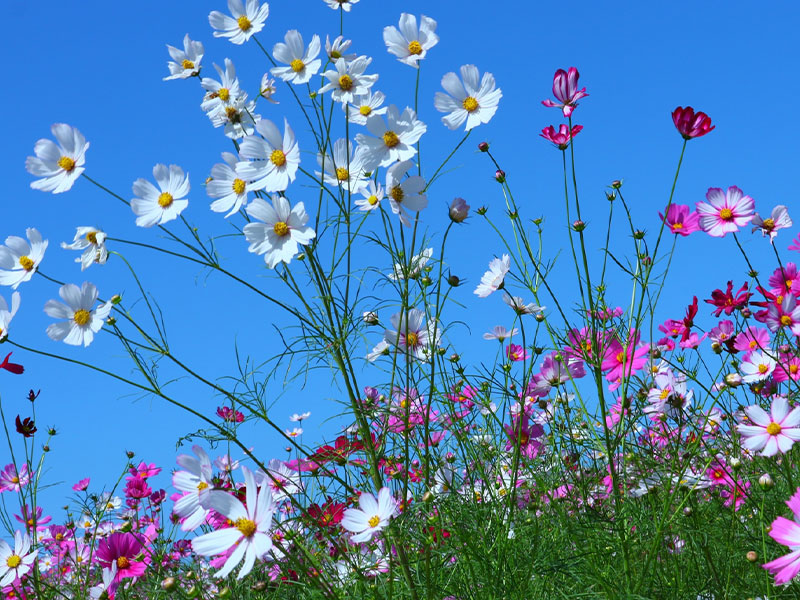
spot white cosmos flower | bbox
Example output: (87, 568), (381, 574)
(209, 0), (269, 45)
(131, 164), (190, 227)
(238, 119), (300, 193)
(243, 196), (316, 268)
(201, 59), (242, 117)
(319, 56), (378, 104)
(474, 255), (510, 298)
(344, 90), (387, 126)
(255, 459), (302, 502)
(503, 295), (544, 316)
(383, 307), (439, 360)
(0, 228), (48, 290)
(385, 160), (427, 227)
(356, 105), (426, 170)
(26, 124), (89, 194)
(259, 74), (278, 103)
(164, 34), (204, 80)
(207, 152), (251, 217)
(0, 292), (20, 341)
(271, 30), (322, 85)
(341, 487), (397, 543)
(61, 227), (107, 271)
(44, 282), (113, 347)
(209, 94), (260, 139)
(324, 0), (359, 11)
(383, 14), (438, 68)
(192, 466), (276, 580)
(367, 339), (390, 362)
(355, 181), (384, 212)
(325, 35), (356, 62)
(316, 139), (368, 194)
(482, 326), (519, 341)
(0, 531), (38, 586)
(389, 248), (432, 281)
(434, 65), (502, 131)
(741, 350), (777, 383)
(172, 445), (213, 532)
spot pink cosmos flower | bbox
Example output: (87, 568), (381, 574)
(504, 412), (544, 460)
(708, 320), (734, 344)
(541, 67), (588, 117)
(540, 124), (583, 150)
(672, 106), (714, 139)
(695, 186), (755, 237)
(733, 325), (771, 355)
(601, 333), (650, 391)
(506, 344), (529, 362)
(765, 294), (800, 335)
(96, 531), (150, 583)
(659, 204), (700, 236)
(72, 477), (90, 492)
(752, 205), (792, 243)
(774, 354), (800, 384)
(738, 396), (800, 456)
(0, 463), (31, 492)
(763, 487), (800, 584)
(768, 262), (800, 296)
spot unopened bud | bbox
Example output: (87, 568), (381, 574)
(729, 457), (742, 470)
(478, 141), (489, 152)
(447, 274), (461, 287)
(759, 473), (774, 489)
(251, 581), (267, 592)
(534, 313), (545, 322)
(711, 342), (722, 354)
(633, 230), (645, 240)
(683, 506), (692, 516)
(746, 550), (758, 562)
(363, 311), (379, 325)
(572, 220), (586, 232)
(611, 180), (622, 189)
(161, 577), (177, 591)
(449, 197), (470, 223)
(741, 307), (752, 318)
(494, 169), (506, 183)
(476, 206), (488, 216)
(126, 450), (135, 459)
(606, 191), (616, 201)
(725, 373), (743, 388)
(423, 490), (434, 503)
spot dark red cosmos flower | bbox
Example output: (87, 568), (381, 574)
(307, 435), (365, 466)
(682, 296), (699, 341)
(705, 281), (751, 316)
(0, 352), (23, 374)
(672, 106), (714, 140)
(15, 416), (36, 438)
(307, 497), (345, 534)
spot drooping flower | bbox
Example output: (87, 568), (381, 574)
(382, 14), (438, 68)
(474, 255), (510, 298)
(449, 197), (470, 223)
(209, 0), (269, 45)
(384, 160), (427, 227)
(319, 57), (379, 104)
(26, 124), (89, 194)
(243, 196), (316, 268)
(541, 67), (588, 117)
(738, 396), (800, 457)
(659, 204), (700, 236)
(44, 282), (113, 347)
(434, 65), (502, 131)
(752, 205), (792, 243)
(238, 119), (300, 193)
(0, 229), (47, 290)
(259, 74), (278, 102)
(0, 353), (23, 375)
(356, 105), (426, 170)
(164, 34), (204, 80)
(695, 186), (755, 237)
(341, 488), (397, 543)
(61, 227), (108, 270)
(672, 106), (714, 140)
(540, 124), (583, 150)
(131, 164), (190, 227)
(0, 531), (37, 586)
(271, 30), (322, 85)
(503, 295), (544, 316)
(207, 152), (251, 217)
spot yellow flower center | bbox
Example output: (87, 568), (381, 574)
(359, 105), (372, 116)
(408, 40), (423, 55)
(335, 167), (349, 181)
(181, 59), (195, 70)
(158, 192), (174, 208)
(10, 476), (18, 484)
(367, 195), (379, 206)
(338, 74), (353, 91)
(235, 517), (257, 538)
(781, 315), (793, 326)
(719, 208), (733, 220)
(85, 231), (98, 244)
(406, 331), (419, 347)
(749, 340), (758, 349)
(616, 351), (625, 364)
(290, 59), (305, 73)
(383, 131), (400, 148)
(58, 156), (76, 172)
(237, 15), (252, 31)
(766, 422), (782, 435)
(73, 309), (91, 326)
(232, 178), (246, 194)
(225, 106), (240, 122)
(792, 364), (799, 374)
(18, 256), (34, 271)
(197, 481), (208, 491)
(389, 186), (404, 203)
(673, 223), (683, 229)
(330, 50), (341, 59)
(367, 515), (381, 528)
(659, 389), (670, 400)
(762, 218), (775, 231)
(270, 149), (287, 167)
(218, 88), (230, 102)
(6, 555), (20, 569)
(757, 362), (771, 374)
(462, 96), (479, 112)
(116, 556), (130, 569)
(273, 221), (290, 236)
(787, 279), (794, 290)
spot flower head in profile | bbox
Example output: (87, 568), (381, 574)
(752, 205), (792, 243)
(385, 160), (427, 227)
(0, 531), (37, 586)
(61, 227), (108, 270)
(483, 326), (518, 341)
(434, 65), (502, 131)
(738, 396), (800, 457)
(540, 124), (583, 150)
(341, 487), (397, 543)
(672, 106), (714, 140)
(131, 164), (190, 227)
(0, 229), (48, 290)
(243, 196), (315, 268)
(659, 204), (700, 236)
(172, 446), (213, 532)
(164, 34), (204, 80)
(209, 0), (269, 45)
(541, 67), (588, 117)
(696, 186), (755, 238)
(271, 30), (322, 85)
(26, 124), (89, 194)
(474, 255), (510, 298)
(324, 0), (359, 11)
(0, 292), (20, 342)
(44, 282), (113, 347)
(383, 14), (438, 68)
(238, 119), (300, 193)
(503, 295), (544, 316)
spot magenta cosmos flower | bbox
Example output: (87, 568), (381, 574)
(764, 487), (800, 584)
(672, 106), (714, 139)
(96, 532), (149, 583)
(601, 333), (650, 391)
(541, 67), (588, 117)
(737, 396), (800, 457)
(695, 186), (755, 237)
(540, 124), (583, 150)
(658, 204), (700, 236)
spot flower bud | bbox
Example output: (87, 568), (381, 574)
(729, 457), (742, 470)
(445, 452), (456, 463)
(683, 506), (692, 516)
(534, 313), (545, 323)
(746, 550), (758, 562)
(711, 342), (722, 354)
(633, 230), (645, 240)
(447, 274), (461, 287)
(494, 169), (506, 183)
(741, 307), (752, 318)
(126, 450), (135, 459)
(611, 180), (623, 189)
(725, 373), (743, 388)
(363, 311), (379, 325)
(423, 490), (434, 503)
(110, 294), (122, 305)
(449, 197), (470, 223)
(478, 141), (489, 152)
(606, 191), (616, 201)
(476, 206), (487, 216)
(450, 353), (460, 362)
(251, 581), (267, 592)
(759, 473), (774, 489)
(161, 577), (177, 591)
(572, 220), (585, 232)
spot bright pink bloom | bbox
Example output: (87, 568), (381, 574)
(601, 333), (650, 391)
(658, 318), (685, 339)
(540, 124), (582, 150)
(732, 325), (771, 355)
(705, 280), (751, 316)
(14, 505), (51, 532)
(789, 232), (800, 253)
(765, 294), (800, 335)
(72, 477), (90, 491)
(96, 532), (149, 583)
(768, 262), (800, 296)
(0, 463), (31, 492)
(774, 354), (800, 384)
(752, 205), (792, 243)
(605, 400), (627, 429)
(541, 67), (588, 117)
(738, 396), (800, 456)
(129, 461), (161, 479)
(672, 106), (714, 139)
(696, 186), (755, 237)
(503, 412), (544, 460)
(659, 204), (700, 236)
(708, 320), (734, 344)
(506, 343), (529, 362)
(216, 406), (245, 422)
(764, 487), (800, 584)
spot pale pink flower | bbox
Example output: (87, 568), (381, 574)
(695, 186), (755, 237)
(752, 205), (792, 243)
(738, 396), (800, 456)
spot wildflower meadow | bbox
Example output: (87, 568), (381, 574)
(4, 1), (800, 598)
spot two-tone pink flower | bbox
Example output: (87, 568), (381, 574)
(695, 186), (755, 237)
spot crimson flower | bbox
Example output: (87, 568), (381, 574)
(682, 296), (699, 341)
(0, 352), (23, 374)
(15, 416), (36, 438)
(216, 405), (245, 422)
(705, 281), (751, 316)
(672, 106), (714, 139)
(540, 124), (583, 150)
(541, 67), (588, 117)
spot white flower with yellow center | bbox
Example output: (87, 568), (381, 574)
(26, 124), (89, 194)
(209, 0), (269, 45)
(434, 64), (503, 131)
(207, 152), (251, 217)
(172, 445), (214, 532)
(237, 119), (300, 193)
(344, 90), (387, 126)
(164, 34), (204, 80)
(44, 282), (112, 347)
(131, 164), (190, 227)
(0, 531), (37, 587)
(259, 74), (279, 103)
(61, 227), (108, 271)
(341, 488), (398, 543)
(0, 292), (19, 342)
(270, 30), (322, 85)
(319, 56), (378, 104)
(385, 159), (427, 227)
(193, 466), (276, 580)
(209, 94), (260, 140)
(382, 13), (438, 68)
(356, 105), (426, 170)
(389, 248), (432, 281)
(474, 255), (510, 298)
(325, 35), (356, 62)
(243, 196), (316, 269)
(255, 459), (303, 503)
(383, 307), (439, 361)
(316, 139), (368, 194)
(355, 181), (384, 213)
(324, 0), (360, 11)
(0, 228), (48, 290)
(201, 59), (242, 117)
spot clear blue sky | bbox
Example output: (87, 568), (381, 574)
(3, 0), (799, 515)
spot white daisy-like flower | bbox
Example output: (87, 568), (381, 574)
(209, 0), (269, 45)
(316, 139), (368, 194)
(289, 411), (311, 422)
(344, 90), (387, 126)
(324, 0), (359, 12)
(0, 531), (38, 586)
(383, 307), (439, 360)
(367, 339), (390, 362)
(0, 229), (48, 290)
(164, 34), (204, 80)
(0, 292), (19, 342)
(341, 488), (397, 543)
(61, 227), (108, 271)
(325, 35), (356, 62)
(271, 30), (322, 85)
(26, 124), (89, 194)
(382, 14), (439, 68)
(209, 94), (260, 139)
(434, 65), (502, 131)
(474, 255), (510, 297)
(319, 56), (378, 104)
(356, 105), (426, 170)
(172, 445), (213, 532)
(385, 160), (427, 227)
(243, 196), (316, 268)
(355, 181), (384, 212)
(44, 282), (112, 347)
(740, 350), (777, 383)
(482, 326), (519, 341)
(201, 59), (242, 117)
(89, 565), (117, 600)
(131, 164), (190, 227)
(389, 248), (432, 281)
(503, 295), (544, 316)
(255, 459), (303, 502)
(207, 152), (251, 217)
(259, 74), (279, 103)
(237, 119), (300, 193)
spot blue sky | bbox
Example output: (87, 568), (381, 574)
(3, 0), (800, 516)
